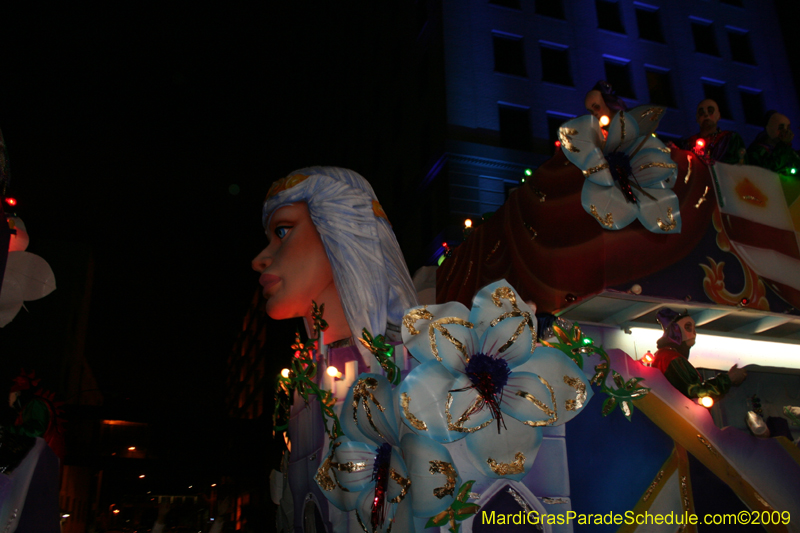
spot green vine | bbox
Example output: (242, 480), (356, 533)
(272, 301), (343, 440)
(542, 322), (649, 421)
(358, 328), (401, 385)
(425, 480), (481, 533)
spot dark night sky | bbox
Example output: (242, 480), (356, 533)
(0, 4), (418, 413)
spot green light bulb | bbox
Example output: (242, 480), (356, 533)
(524, 168), (532, 176)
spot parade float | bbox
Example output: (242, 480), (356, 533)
(267, 106), (800, 532)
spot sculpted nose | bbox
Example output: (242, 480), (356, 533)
(252, 248), (272, 272)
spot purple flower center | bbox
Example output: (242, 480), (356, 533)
(606, 151), (637, 203)
(371, 442), (392, 529)
(459, 353), (511, 433)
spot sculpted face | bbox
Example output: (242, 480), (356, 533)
(766, 113), (791, 141)
(696, 99), (720, 129)
(585, 90), (612, 122)
(676, 316), (696, 348)
(251, 202), (336, 324)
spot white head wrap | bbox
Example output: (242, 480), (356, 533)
(263, 167), (417, 341)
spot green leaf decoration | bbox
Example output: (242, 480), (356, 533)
(359, 328), (401, 385)
(601, 396), (617, 416)
(426, 481), (480, 533)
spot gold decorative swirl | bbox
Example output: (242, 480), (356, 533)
(581, 163), (609, 176)
(507, 488), (533, 511)
(429, 460), (458, 498)
(590, 205), (614, 228)
(487, 452), (525, 476)
(336, 461), (368, 473)
(400, 392), (427, 430)
(684, 154), (692, 183)
(445, 393), (492, 433)
(315, 440), (348, 492)
(563, 375), (587, 411)
(429, 317), (474, 363)
(640, 107), (664, 121)
(695, 186), (709, 208)
(558, 127), (580, 153)
(517, 376), (558, 427)
(636, 161), (677, 172)
(389, 469), (411, 503)
(656, 207), (676, 231)
(403, 307), (434, 336)
(657, 146), (671, 153)
(642, 470), (664, 501)
(352, 377), (387, 440)
(490, 286), (536, 353)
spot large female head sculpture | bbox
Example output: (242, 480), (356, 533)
(253, 166), (417, 344)
(584, 80), (628, 122)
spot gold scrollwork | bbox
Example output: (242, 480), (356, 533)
(445, 393), (492, 433)
(400, 392), (427, 430)
(558, 127), (581, 153)
(490, 287), (536, 354)
(657, 207), (676, 231)
(336, 461), (368, 473)
(517, 375), (558, 427)
(403, 307), (434, 336)
(695, 186), (709, 208)
(590, 205), (614, 228)
(353, 377), (387, 440)
(637, 161), (677, 172)
(429, 317), (474, 363)
(429, 460), (458, 498)
(389, 469), (412, 503)
(563, 375), (587, 411)
(487, 452), (525, 476)
(315, 440), (350, 492)
(684, 154), (693, 183)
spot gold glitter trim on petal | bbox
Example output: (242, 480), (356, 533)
(487, 452), (525, 476)
(582, 163), (610, 176)
(352, 377), (387, 441)
(507, 488), (532, 512)
(403, 307), (434, 336)
(558, 127), (580, 153)
(446, 393), (493, 433)
(642, 470), (664, 501)
(315, 440), (349, 492)
(640, 107), (664, 121)
(657, 146), (671, 153)
(354, 511), (370, 533)
(563, 375), (587, 411)
(656, 207), (676, 231)
(429, 460), (457, 499)
(517, 375), (558, 427)
(491, 286), (518, 308)
(389, 469), (411, 503)
(684, 154), (693, 183)
(490, 286), (536, 353)
(429, 317), (474, 363)
(695, 186), (709, 208)
(400, 392), (427, 431)
(636, 161), (677, 172)
(590, 205), (614, 228)
(336, 461), (368, 473)
(696, 435), (718, 457)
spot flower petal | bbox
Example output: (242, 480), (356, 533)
(558, 116), (611, 184)
(401, 433), (461, 517)
(628, 104), (667, 137)
(315, 436), (361, 511)
(478, 312), (534, 369)
(629, 136), (678, 189)
(340, 374), (401, 446)
(513, 346), (594, 426)
(636, 188), (682, 234)
(581, 180), (639, 230)
(501, 371), (559, 427)
(398, 362), (488, 442)
(333, 440), (377, 492)
(401, 302), (476, 375)
(387, 446), (410, 502)
(464, 415), (543, 481)
(605, 109), (641, 155)
(356, 485), (397, 533)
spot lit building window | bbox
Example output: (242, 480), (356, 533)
(603, 55), (635, 99)
(690, 17), (720, 56)
(634, 2), (664, 43)
(596, 0), (625, 34)
(539, 41), (573, 86)
(493, 32), (526, 77)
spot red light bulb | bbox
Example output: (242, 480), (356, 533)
(696, 139), (705, 149)
(4, 197), (16, 206)
(554, 140), (561, 148)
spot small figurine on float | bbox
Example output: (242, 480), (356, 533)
(680, 99), (746, 164)
(746, 110), (800, 175)
(651, 308), (747, 400)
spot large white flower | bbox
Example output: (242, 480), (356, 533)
(398, 280), (592, 481)
(315, 374), (461, 532)
(559, 105), (681, 233)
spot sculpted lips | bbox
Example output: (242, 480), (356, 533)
(259, 273), (281, 293)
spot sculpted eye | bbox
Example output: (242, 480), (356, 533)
(275, 226), (292, 239)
